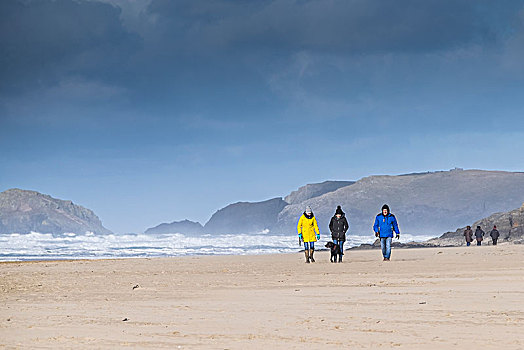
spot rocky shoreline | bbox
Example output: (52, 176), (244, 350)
(352, 202), (524, 250)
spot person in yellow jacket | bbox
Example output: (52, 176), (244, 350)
(297, 206), (321, 263)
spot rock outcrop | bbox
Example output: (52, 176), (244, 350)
(0, 188), (112, 235)
(276, 169), (524, 236)
(284, 181), (355, 205)
(145, 220), (203, 235)
(427, 203), (524, 246)
(146, 169), (524, 237)
(204, 197), (288, 234)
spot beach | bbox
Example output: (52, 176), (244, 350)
(1, 245), (523, 349)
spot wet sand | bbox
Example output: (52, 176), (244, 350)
(1, 245), (523, 349)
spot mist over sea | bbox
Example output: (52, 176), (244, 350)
(0, 232), (435, 261)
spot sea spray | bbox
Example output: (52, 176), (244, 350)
(0, 232), (434, 261)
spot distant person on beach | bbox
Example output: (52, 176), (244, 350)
(329, 205), (349, 262)
(373, 204), (400, 261)
(474, 226), (485, 246)
(297, 206), (320, 263)
(464, 226), (473, 246)
(490, 225), (500, 245)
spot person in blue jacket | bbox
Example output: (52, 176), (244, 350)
(373, 204), (400, 261)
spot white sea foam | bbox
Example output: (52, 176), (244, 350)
(0, 232), (435, 261)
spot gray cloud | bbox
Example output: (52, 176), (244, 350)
(0, 0), (140, 94)
(2, 0), (523, 127)
(145, 0), (520, 55)
(3, 0), (522, 97)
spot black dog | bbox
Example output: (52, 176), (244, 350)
(325, 241), (341, 263)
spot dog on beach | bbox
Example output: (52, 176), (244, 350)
(325, 241), (340, 263)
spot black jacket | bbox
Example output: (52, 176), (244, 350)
(475, 228), (485, 240)
(490, 229), (500, 239)
(329, 214), (349, 241)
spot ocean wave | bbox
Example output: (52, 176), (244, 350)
(0, 232), (434, 261)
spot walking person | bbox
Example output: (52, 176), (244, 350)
(490, 225), (500, 245)
(464, 226), (473, 246)
(297, 206), (320, 263)
(373, 204), (400, 261)
(474, 226), (485, 246)
(329, 205), (349, 262)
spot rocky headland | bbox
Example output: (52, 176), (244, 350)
(147, 169), (524, 237)
(145, 219), (204, 235)
(0, 189), (111, 235)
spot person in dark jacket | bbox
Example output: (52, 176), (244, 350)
(464, 226), (473, 246)
(474, 226), (485, 246)
(490, 225), (500, 245)
(329, 205), (349, 262)
(373, 204), (400, 261)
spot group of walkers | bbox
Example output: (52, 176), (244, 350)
(463, 225), (500, 246)
(296, 204), (400, 263)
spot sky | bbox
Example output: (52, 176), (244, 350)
(1, 0), (524, 233)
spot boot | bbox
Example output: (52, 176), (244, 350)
(304, 249), (310, 263)
(338, 253), (342, 263)
(309, 248), (315, 262)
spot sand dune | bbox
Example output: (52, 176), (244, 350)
(1, 245), (523, 349)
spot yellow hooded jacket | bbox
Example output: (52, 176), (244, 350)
(297, 213), (320, 243)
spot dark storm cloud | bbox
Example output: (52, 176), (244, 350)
(1, 0), (523, 124)
(145, 0), (520, 55)
(2, 0), (522, 97)
(0, 0), (140, 94)
(125, 0), (524, 121)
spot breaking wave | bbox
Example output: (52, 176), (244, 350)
(0, 232), (435, 261)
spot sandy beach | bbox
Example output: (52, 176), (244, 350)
(1, 245), (523, 349)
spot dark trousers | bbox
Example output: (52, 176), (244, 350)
(477, 241), (482, 246)
(492, 238), (498, 245)
(333, 239), (344, 255)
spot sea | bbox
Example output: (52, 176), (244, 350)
(0, 231), (435, 262)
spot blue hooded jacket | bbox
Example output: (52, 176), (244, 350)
(373, 213), (400, 238)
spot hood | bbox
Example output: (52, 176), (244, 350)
(303, 212), (314, 219)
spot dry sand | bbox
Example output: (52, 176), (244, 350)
(1, 245), (523, 349)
